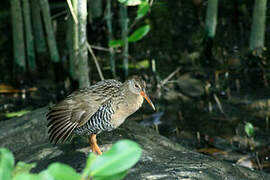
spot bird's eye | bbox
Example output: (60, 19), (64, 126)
(134, 84), (140, 89)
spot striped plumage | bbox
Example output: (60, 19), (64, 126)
(74, 102), (115, 135)
(46, 76), (155, 154)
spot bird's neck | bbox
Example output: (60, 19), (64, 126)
(120, 83), (135, 99)
(120, 83), (144, 111)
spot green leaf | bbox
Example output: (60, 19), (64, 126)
(245, 122), (254, 137)
(136, 59), (150, 69)
(128, 25), (150, 43)
(136, 2), (150, 19)
(0, 148), (15, 180)
(90, 140), (142, 177)
(108, 40), (124, 48)
(5, 110), (30, 118)
(12, 173), (40, 180)
(38, 170), (54, 180)
(81, 153), (97, 179)
(47, 163), (81, 180)
(109, 25), (150, 48)
(12, 162), (36, 177)
(94, 171), (127, 180)
(118, 0), (143, 6)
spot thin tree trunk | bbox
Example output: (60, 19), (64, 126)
(66, 14), (76, 80)
(249, 0), (267, 51)
(31, 0), (46, 54)
(10, 0), (26, 71)
(120, 4), (129, 78)
(77, 0), (90, 88)
(89, 0), (102, 19)
(70, 0), (79, 81)
(205, 0), (218, 38)
(40, 0), (60, 63)
(106, 0), (116, 77)
(22, 0), (36, 71)
(203, 0), (218, 66)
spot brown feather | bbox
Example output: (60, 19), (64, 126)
(49, 120), (71, 139)
(48, 115), (70, 127)
(48, 118), (71, 134)
(49, 121), (73, 143)
(47, 110), (71, 119)
(58, 123), (78, 143)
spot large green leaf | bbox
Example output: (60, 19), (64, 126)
(81, 153), (97, 179)
(12, 162), (36, 177)
(94, 171), (127, 180)
(136, 2), (150, 19)
(128, 25), (150, 43)
(0, 148), (15, 180)
(90, 140), (142, 177)
(109, 25), (150, 48)
(47, 163), (81, 180)
(38, 170), (54, 180)
(12, 173), (40, 180)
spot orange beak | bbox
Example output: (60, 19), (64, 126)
(140, 91), (155, 111)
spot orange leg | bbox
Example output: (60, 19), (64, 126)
(89, 134), (102, 155)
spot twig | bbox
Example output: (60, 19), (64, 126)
(153, 124), (159, 134)
(86, 42), (104, 81)
(159, 67), (181, 87)
(128, 19), (139, 34)
(213, 93), (225, 114)
(255, 152), (263, 170)
(90, 44), (121, 53)
(66, 0), (78, 24)
(51, 10), (67, 19)
(155, 67), (181, 97)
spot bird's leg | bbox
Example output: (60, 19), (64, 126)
(89, 134), (102, 155)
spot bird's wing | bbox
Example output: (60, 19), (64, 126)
(47, 79), (122, 144)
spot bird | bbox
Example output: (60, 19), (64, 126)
(46, 76), (155, 155)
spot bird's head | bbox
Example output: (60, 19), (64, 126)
(127, 76), (155, 111)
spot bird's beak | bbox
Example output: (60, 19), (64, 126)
(140, 91), (156, 111)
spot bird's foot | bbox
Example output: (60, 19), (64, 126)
(90, 134), (102, 155)
(91, 143), (102, 155)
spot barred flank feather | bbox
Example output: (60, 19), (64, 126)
(74, 103), (115, 135)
